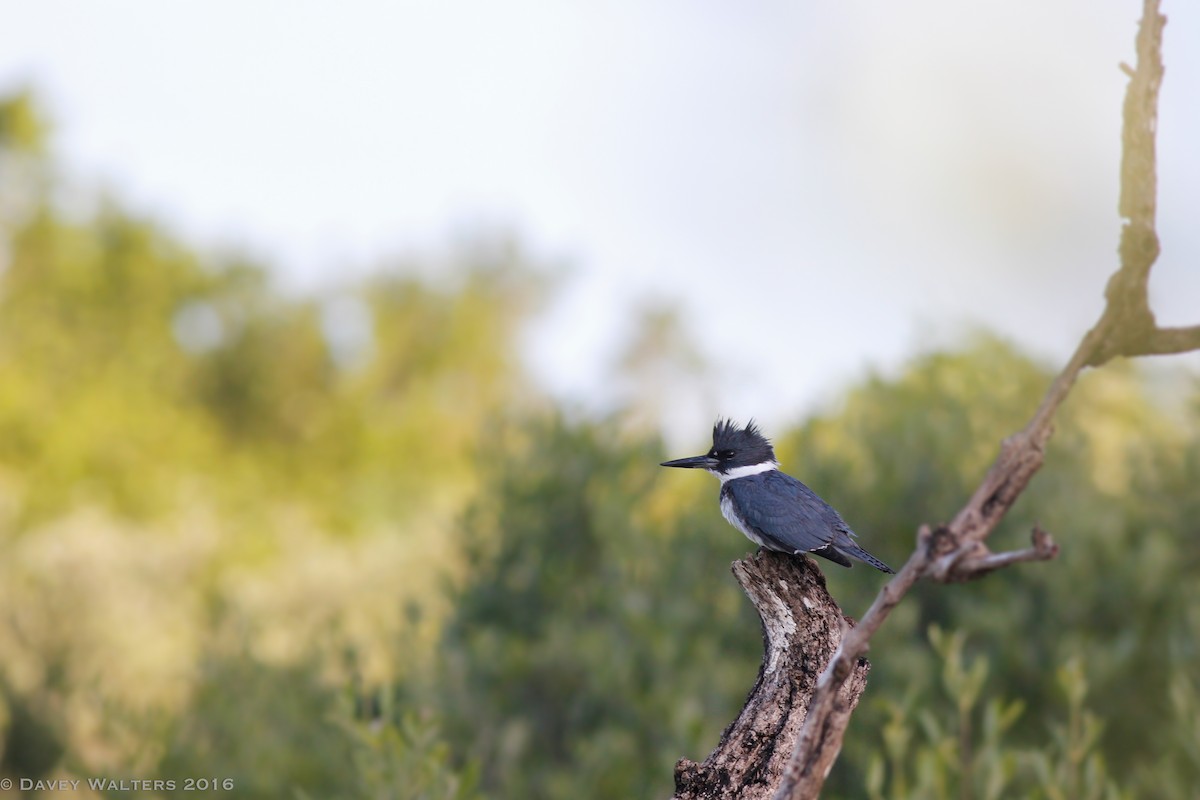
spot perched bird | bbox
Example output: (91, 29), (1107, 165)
(661, 419), (894, 573)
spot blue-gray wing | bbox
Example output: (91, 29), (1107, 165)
(723, 471), (853, 552)
(722, 471), (895, 573)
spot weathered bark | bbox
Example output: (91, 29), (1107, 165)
(671, 550), (867, 800)
(672, 2), (1200, 798)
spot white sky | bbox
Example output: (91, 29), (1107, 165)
(2, 0), (1197, 441)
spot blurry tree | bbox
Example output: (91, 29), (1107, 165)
(0, 90), (48, 154)
(0, 90), (50, 233)
(0, 209), (540, 532)
(337, 711), (482, 800)
(154, 654), (360, 799)
(1, 87), (543, 535)
(0, 89), (543, 794)
(426, 414), (764, 798)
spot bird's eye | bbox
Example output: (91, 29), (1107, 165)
(719, 449), (735, 459)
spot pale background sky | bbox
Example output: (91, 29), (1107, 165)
(1, 0), (1197, 442)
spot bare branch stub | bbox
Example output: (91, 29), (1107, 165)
(1127, 324), (1200, 359)
(1090, 0), (1168, 368)
(938, 526), (1060, 583)
(1118, 0), (1164, 228)
(671, 550), (868, 800)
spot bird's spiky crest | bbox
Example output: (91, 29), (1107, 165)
(712, 418), (775, 462)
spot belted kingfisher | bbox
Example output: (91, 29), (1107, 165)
(661, 419), (894, 573)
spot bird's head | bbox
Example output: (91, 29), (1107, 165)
(660, 418), (778, 476)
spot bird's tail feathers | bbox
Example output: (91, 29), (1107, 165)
(837, 544), (896, 574)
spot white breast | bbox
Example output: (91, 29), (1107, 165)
(720, 492), (769, 548)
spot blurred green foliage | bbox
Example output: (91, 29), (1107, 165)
(1, 92), (1198, 798)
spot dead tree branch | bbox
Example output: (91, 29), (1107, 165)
(672, 551), (867, 800)
(671, 2), (1199, 798)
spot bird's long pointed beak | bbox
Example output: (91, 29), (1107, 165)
(660, 454), (718, 469)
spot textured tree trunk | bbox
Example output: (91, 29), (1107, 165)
(671, 550), (869, 800)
